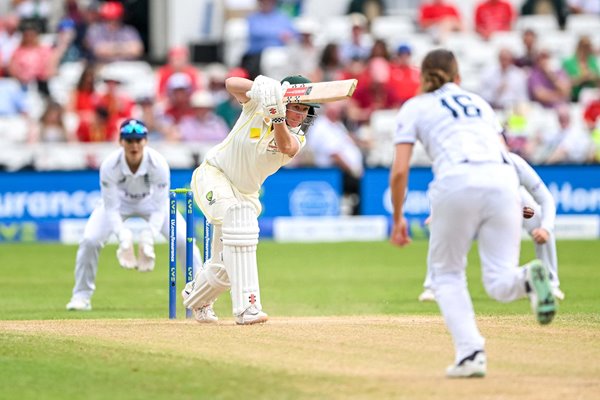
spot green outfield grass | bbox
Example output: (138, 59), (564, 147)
(1, 240), (599, 399)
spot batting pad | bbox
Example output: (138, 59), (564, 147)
(222, 203), (261, 316)
(183, 263), (230, 309)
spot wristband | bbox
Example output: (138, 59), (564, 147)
(272, 117), (286, 124)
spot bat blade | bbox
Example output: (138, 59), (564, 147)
(283, 79), (358, 104)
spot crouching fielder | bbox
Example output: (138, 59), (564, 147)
(66, 119), (202, 311)
(182, 74), (318, 325)
(389, 49), (556, 378)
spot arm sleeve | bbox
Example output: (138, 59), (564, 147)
(99, 161), (125, 235)
(147, 156), (171, 236)
(512, 153), (556, 231)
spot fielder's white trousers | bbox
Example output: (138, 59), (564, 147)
(428, 163), (527, 363)
(70, 205), (202, 301)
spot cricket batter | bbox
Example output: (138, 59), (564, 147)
(389, 49), (556, 378)
(419, 151), (565, 302)
(182, 74), (318, 325)
(66, 119), (202, 311)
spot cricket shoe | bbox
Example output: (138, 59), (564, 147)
(552, 287), (565, 301)
(525, 260), (556, 325)
(66, 298), (92, 311)
(418, 288), (436, 302)
(193, 304), (218, 323)
(181, 282), (218, 323)
(235, 305), (268, 325)
(446, 351), (486, 378)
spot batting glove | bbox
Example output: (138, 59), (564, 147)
(246, 75), (272, 100)
(261, 80), (286, 121)
(116, 228), (137, 269)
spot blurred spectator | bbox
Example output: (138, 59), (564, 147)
(215, 67), (248, 128)
(76, 104), (111, 142)
(241, 0), (297, 79)
(339, 13), (372, 63)
(474, 0), (516, 40)
(85, 0), (143, 63)
(314, 42), (345, 82)
(561, 36), (600, 102)
(68, 63), (98, 138)
(389, 44), (420, 106)
(0, 77), (28, 116)
(520, 0), (569, 29)
(583, 94), (600, 129)
(29, 100), (74, 143)
(567, 0), (600, 14)
(479, 48), (529, 110)
(0, 14), (21, 74)
(288, 18), (320, 79)
(131, 95), (169, 142)
(514, 29), (539, 69)
(54, 18), (81, 64)
(205, 64), (229, 104)
(8, 18), (57, 95)
(369, 38), (390, 61)
(418, 0), (464, 43)
(279, 0), (303, 17)
(347, 0), (385, 23)
(175, 91), (229, 143)
(543, 105), (593, 164)
(94, 68), (135, 139)
(308, 101), (365, 215)
(62, 0), (98, 61)
(11, 0), (50, 32)
(163, 72), (194, 125)
(527, 50), (571, 109)
(347, 57), (401, 126)
(156, 46), (201, 102)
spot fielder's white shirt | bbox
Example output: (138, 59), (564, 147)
(99, 146), (170, 235)
(508, 152), (556, 232)
(205, 97), (306, 194)
(394, 83), (506, 178)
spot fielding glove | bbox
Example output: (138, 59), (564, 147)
(137, 229), (155, 272)
(116, 228), (137, 269)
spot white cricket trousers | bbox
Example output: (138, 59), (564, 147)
(70, 205), (201, 301)
(191, 162), (261, 259)
(428, 163), (528, 363)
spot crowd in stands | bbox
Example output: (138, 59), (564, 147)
(0, 0), (600, 177)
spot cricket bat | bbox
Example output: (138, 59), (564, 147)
(283, 79), (358, 104)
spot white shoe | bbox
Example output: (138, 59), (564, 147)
(418, 288), (436, 302)
(525, 260), (556, 325)
(66, 298), (92, 311)
(446, 351), (486, 378)
(194, 304), (218, 323)
(235, 305), (268, 325)
(552, 287), (565, 301)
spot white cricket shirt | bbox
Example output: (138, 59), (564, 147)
(508, 152), (556, 232)
(205, 98), (306, 194)
(394, 83), (506, 177)
(99, 146), (170, 234)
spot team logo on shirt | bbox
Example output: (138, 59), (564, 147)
(206, 191), (215, 205)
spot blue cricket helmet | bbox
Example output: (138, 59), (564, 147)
(120, 119), (148, 139)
